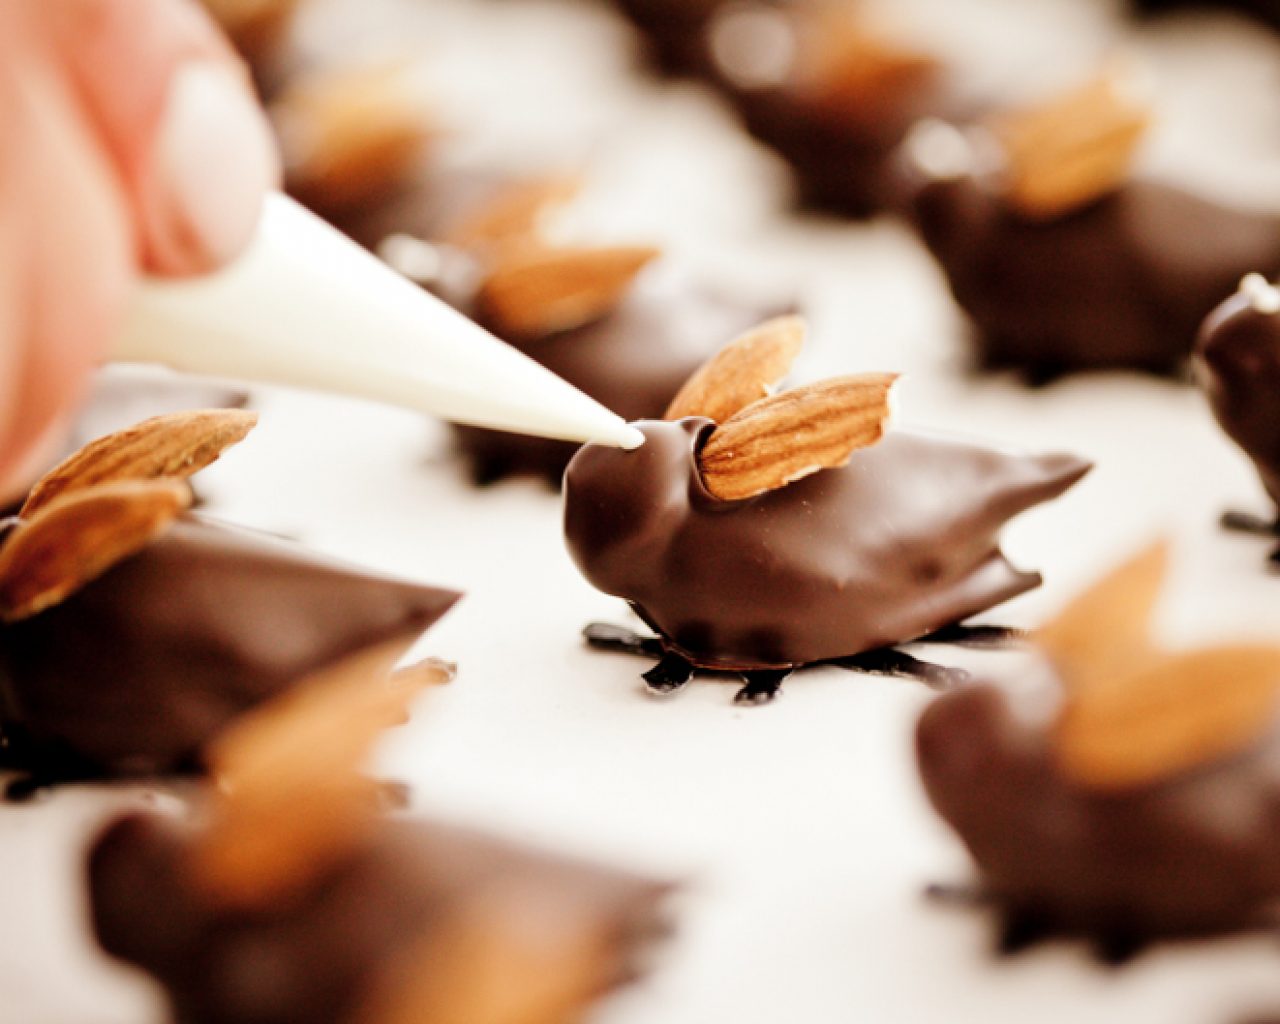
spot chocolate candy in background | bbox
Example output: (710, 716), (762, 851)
(451, 258), (791, 487)
(335, 161), (539, 256)
(0, 516), (459, 779)
(1196, 274), (1280, 511)
(895, 134), (1280, 379)
(565, 418), (1089, 671)
(89, 813), (669, 1024)
(916, 680), (1280, 947)
(702, 1), (968, 217)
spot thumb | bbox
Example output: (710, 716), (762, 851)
(47, 0), (280, 276)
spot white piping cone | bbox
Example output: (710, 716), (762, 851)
(114, 194), (644, 450)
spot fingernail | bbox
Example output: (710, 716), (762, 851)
(148, 63), (280, 274)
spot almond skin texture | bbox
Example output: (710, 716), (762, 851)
(477, 245), (661, 342)
(21, 409), (257, 518)
(0, 479), (192, 622)
(1056, 647), (1280, 791)
(197, 638), (453, 909)
(698, 373), (897, 501)
(992, 68), (1152, 221)
(664, 314), (805, 424)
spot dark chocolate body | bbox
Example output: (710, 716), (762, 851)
(456, 271), (787, 486)
(90, 814), (666, 1024)
(899, 167), (1280, 377)
(1196, 288), (1280, 506)
(0, 517), (459, 777)
(917, 683), (1280, 939)
(565, 419), (1088, 670)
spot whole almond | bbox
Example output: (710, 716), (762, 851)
(992, 65), (1151, 221)
(1057, 646), (1280, 791)
(197, 637), (453, 909)
(665, 315), (806, 423)
(1038, 542), (1168, 694)
(477, 246), (660, 342)
(356, 893), (606, 1024)
(21, 409), (258, 519)
(272, 61), (433, 212)
(0, 479), (191, 622)
(699, 373), (897, 502)
(444, 175), (583, 252)
(799, 10), (940, 121)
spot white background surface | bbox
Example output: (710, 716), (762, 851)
(7, 1), (1280, 1021)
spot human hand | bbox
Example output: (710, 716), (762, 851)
(0, 0), (279, 489)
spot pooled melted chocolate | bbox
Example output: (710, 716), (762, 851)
(89, 813), (668, 1024)
(455, 270), (788, 486)
(0, 517), (459, 779)
(564, 419), (1089, 671)
(898, 162), (1280, 378)
(917, 681), (1280, 945)
(1196, 285), (1280, 509)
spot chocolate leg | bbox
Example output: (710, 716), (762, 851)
(583, 623), (666, 659)
(997, 908), (1052, 955)
(832, 647), (971, 690)
(1221, 510), (1280, 537)
(733, 669), (790, 706)
(1094, 931), (1144, 967)
(915, 623), (1027, 649)
(469, 454), (516, 487)
(642, 653), (694, 695)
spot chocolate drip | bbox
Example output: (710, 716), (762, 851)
(0, 517), (459, 778)
(898, 161), (1280, 377)
(565, 419), (1088, 670)
(1197, 284), (1280, 508)
(917, 683), (1280, 941)
(89, 813), (668, 1024)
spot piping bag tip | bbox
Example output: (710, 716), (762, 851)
(113, 193), (646, 450)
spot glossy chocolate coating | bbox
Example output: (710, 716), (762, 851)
(917, 682), (1280, 939)
(455, 268), (788, 486)
(898, 164), (1280, 377)
(0, 517), (459, 777)
(1196, 287), (1280, 507)
(90, 813), (666, 1024)
(564, 419), (1089, 670)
